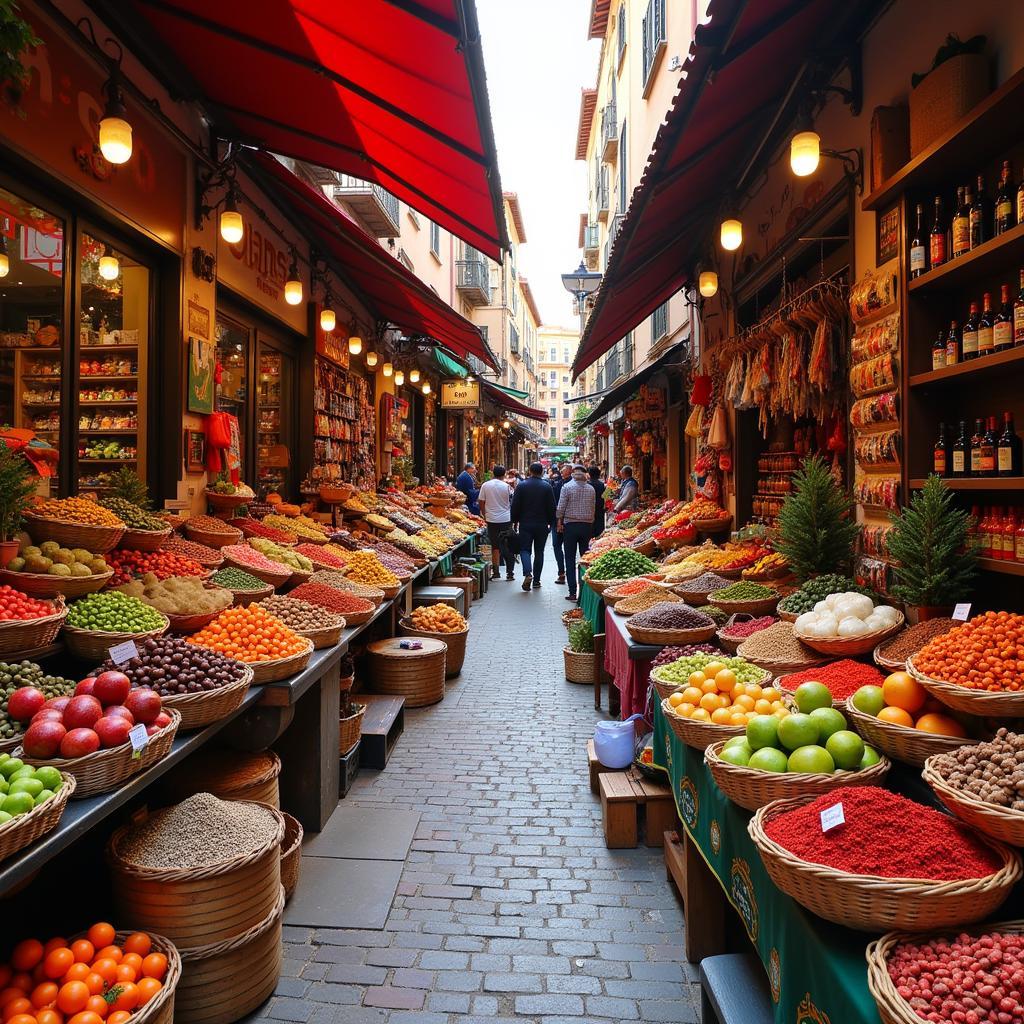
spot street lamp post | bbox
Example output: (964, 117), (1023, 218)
(560, 260), (603, 343)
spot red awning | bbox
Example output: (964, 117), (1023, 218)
(253, 154), (498, 370)
(482, 381), (548, 423)
(123, 0), (506, 260)
(573, 0), (879, 379)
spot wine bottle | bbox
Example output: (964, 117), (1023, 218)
(952, 421), (969, 477)
(1017, 167), (1024, 228)
(978, 292), (995, 357)
(971, 175), (990, 248)
(945, 320), (960, 365)
(930, 196), (946, 267)
(996, 160), (1015, 235)
(981, 416), (998, 476)
(952, 186), (970, 258)
(994, 284), (1014, 352)
(970, 418), (985, 476)
(1015, 269), (1024, 347)
(962, 301), (979, 360)
(933, 423), (950, 476)
(909, 202), (927, 278)
(998, 411), (1022, 477)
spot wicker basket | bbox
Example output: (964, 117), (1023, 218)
(119, 526), (173, 551)
(704, 739), (891, 812)
(625, 621), (717, 646)
(87, 930), (180, 1024)
(691, 515), (733, 533)
(716, 615), (772, 654)
(286, 567), (313, 587)
(204, 489), (251, 512)
(845, 699), (977, 767)
(735, 637), (828, 677)
(224, 581), (275, 606)
(793, 614), (905, 657)
(167, 749), (282, 807)
(63, 617), (170, 661)
(162, 583), (233, 633)
(0, 599), (67, 657)
(0, 567), (114, 599)
(221, 552), (291, 587)
(398, 619), (467, 676)
(23, 511), (125, 553)
(562, 609), (585, 631)
(662, 697), (745, 750)
(632, 538), (659, 556)
(777, 608), (799, 623)
(564, 647), (595, 684)
(0, 771), (75, 862)
(241, 638), (314, 684)
(907, 654), (1024, 716)
(867, 922), (1024, 1024)
(749, 795), (1021, 932)
(706, 591), (780, 616)
(159, 668), (254, 732)
(673, 584), (720, 606)
(366, 636), (446, 707)
(312, 572), (385, 605)
(923, 757), (1024, 846)
(651, 663), (772, 703)
(584, 575), (630, 595)
(186, 521), (243, 550)
(295, 620), (345, 650)
(613, 590), (683, 617)
(279, 810), (303, 902)
(339, 702), (365, 755)
(108, 800), (284, 947)
(16, 709), (180, 798)
(873, 645), (907, 673)
(654, 534), (697, 552)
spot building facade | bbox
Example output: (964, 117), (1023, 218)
(537, 325), (580, 444)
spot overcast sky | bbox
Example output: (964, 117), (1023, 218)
(477, 0), (599, 333)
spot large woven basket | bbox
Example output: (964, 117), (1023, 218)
(845, 699), (977, 767)
(672, 584), (721, 606)
(23, 511), (124, 552)
(63, 616), (170, 661)
(0, 771), (75, 862)
(0, 566), (113, 598)
(233, 519), (298, 545)
(83, 929), (180, 1024)
(311, 571), (385, 605)
(749, 795), (1021, 932)
(625, 621), (716, 646)
(867, 922), (1024, 1024)
(0, 598), (67, 657)
(923, 756), (1024, 846)
(221, 551), (291, 587)
(735, 633), (827, 676)
(563, 647), (595, 684)
(16, 708), (181, 798)
(691, 514), (733, 533)
(706, 591), (780, 616)
(907, 654), (1024, 716)
(241, 638), (314, 684)
(399, 619), (467, 675)
(584, 575), (629, 595)
(366, 636), (446, 707)
(119, 525), (173, 551)
(204, 489), (251, 512)
(704, 739), (891, 812)
(279, 810), (303, 902)
(662, 697), (745, 750)
(613, 589), (683, 617)
(159, 667), (254, 731)
(294, 620), (345, 650)
(651, 663), (772, 703)
(873, 644), (907, 673)
(793, 614), (905, 657)
(163, 583), (233, 633)
(777, 608), (799, 623)
(339, 702), (365, 755)
(168, 748), (282, 807)
(562, 609), (585, 631)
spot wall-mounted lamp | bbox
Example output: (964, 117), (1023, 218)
(348, 335), (362, 355)
(382, 362), (393, 377)
(720, 218), (743, 252)
(698, 270), (719, 298)
(284, 249), (302, 305)
(0, 236), (8, 279)
(98, 245), (120, 281)
(409, 368), (421, 384)
(219, 184), (244, 244)
(421, 382), (431, 395)
(365, 351), (378, 368)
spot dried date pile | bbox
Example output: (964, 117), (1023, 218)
(931, 729), (1024, 809)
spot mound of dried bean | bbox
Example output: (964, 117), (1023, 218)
(615, 588), (682, 615)
(628, 603), (713, 629)
(261, 595), (345, 631)
(89, 635), (249, 695)
(651, 643), (717, 668)
(875, 617), (958, 664)
(736, 621), (823, 665)
(681, 572), (734, 594)
(931, 729), (1024, 809)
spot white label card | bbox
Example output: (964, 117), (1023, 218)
(952, 603), (972, 622)
(128, 723), (149, 760)
(109, 640), (139, 665)
(820, 803), (845, 833)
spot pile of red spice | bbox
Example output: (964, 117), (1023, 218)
(289, 583), (375, 615)
(763, 787), (1002, 881)
(778, 659), (885, 700)
(720, 615), (777, 639)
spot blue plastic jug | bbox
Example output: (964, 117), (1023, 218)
(593, 714), (643, 769)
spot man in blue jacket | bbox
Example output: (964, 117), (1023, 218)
(455, 462), (479, 514)
(511, 462), (556, 591)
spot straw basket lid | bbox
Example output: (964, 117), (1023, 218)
(748, 795), (1022, 933)
(367, 636), (447, 659)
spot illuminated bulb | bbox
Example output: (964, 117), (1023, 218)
(0, 243), (8, 279)
(790, 130), (821, 177)
(720, 218), (742, 251)
(409, 368), (420, 383)
(421, 382), (431, 394)
(487, 424), (495, 433)
(382, 362), (393, 377)
(365, 351), (378, 368)
(698, 270), (718, 298)
(348, 335), (362, 355)
(502, 420), (510, 429)
(219, 188), (244, 244)
(99, 115), (132, 165)
(320, 306), (336, 331)
(98, 247), (120, 281)
(394, 370), (405, 386)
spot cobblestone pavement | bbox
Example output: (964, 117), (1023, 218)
(251, 569), (699, 1023)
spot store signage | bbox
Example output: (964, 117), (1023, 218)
(108, 640), (139, 666)
(441, 380), (481, 409)
(314, 304), (350, 369)
(952, 603), (972, 621)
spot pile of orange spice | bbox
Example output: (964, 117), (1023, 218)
(187, 603), (307, 662)
(914, 611), (1024, 691)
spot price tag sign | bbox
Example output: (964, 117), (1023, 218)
(108, 640), (139, 665)
(952, 603), (972, 622)
(128, 724), (149, 761)
(820, 802), (845, 833)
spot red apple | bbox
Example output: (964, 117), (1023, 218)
(152, 711), (172, 729)
(74, 678), (96, 697)
(22, 719), (66, 758)
(30, 708), (65, 724)
(62, 695), (103, 731)
(60, 728), (100, 758)
(42, 695), (72, 713)
(103, 705), (134, 724)
(124, 688), (161, 725)
(7, 686), (45, 722)
(94, 715), (132, 749)
(92, 670), (131, 707)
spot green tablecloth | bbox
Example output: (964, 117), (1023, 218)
(578, 566), (603, 632)
(469, 534), (478, 554)
(652, 699), (882, 1024)
(438, 553), (453, 576)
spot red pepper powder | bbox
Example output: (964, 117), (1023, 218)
(779, 659), (885, 700)
(764, 787), (1002, 881)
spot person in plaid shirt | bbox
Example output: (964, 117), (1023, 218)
(555, 465), (596, 601)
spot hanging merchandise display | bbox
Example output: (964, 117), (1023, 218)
(310, 357), (375, 488)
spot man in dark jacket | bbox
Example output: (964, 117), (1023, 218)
(510, 462), (556, 591)
(549, 463), (572, 584)
(588, 465), (606, 539)
(455, 462), (479, 514)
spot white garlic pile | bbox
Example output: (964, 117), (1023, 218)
(793, 592), (899, 638)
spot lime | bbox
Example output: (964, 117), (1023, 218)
(852, 685), (885, 717)
(0, 758), (24, 779)
(787, 745), (835, 774)
(723, 737), (753, 757)
(719, 744), (752, 766)
(777, 713), (819, 751)
(33, 790), (54, 806)
(9, 766), (34, 781)
(34, 766), (62, 791)
(860, 745), (882, 768)
(746, 715), (780, 751)
(0, 810), (11, 825)
(826, 730), (865, 769)
(794, 681), (833, 714)
(748, 747), (789, 773)
(808, 707), (847, 742)
(8, 777), (43, 798)
(0, 778), (7, 794)
(1, 791), (35, 815)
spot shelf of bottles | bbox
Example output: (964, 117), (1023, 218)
(311, 357), (375, 487)
(751, 451), (802, 525)
(256, 351), (286, 496)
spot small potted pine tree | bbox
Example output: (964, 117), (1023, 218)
(564, 619), (595, 684)
(886, 474), (977, 621)
(0, 441), (37, 568)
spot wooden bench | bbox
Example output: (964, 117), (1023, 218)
(700, 954), (773, 1024)
(586, 739), (617, 793)
(359, 695), (405, 769)
(598, 769), (676, 848)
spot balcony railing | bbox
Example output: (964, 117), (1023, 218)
(601, 103), (618, 162)
(605, 346), (621, 384)
(333, 175), (400, 236)
(608, 212), (626, 253)
(596, 168), (610, 223)
(456, 257), (491, 306)
(623, 336), (634, 376)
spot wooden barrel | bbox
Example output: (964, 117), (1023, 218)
(398, 619), (467, 676)
(165, 749), (282, 808)
(365, 636), (446, 707)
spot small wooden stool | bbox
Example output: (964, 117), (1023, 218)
(586, 739), (616, 793)
(599, 769), (676, 848)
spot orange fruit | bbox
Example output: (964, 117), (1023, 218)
(715, 669), (737, 691)
(711, 707), (732, 725)
(700, 678), (717, 694)
(915, 713), (967, 738)
(878, 705), (915, 728)
(753, 699), (773, 715)
(11, 943), (43, 974)
(120, 936), (149, 959)
(677, 703), (695, 716)
(84, 927), (113, 953)
(687, 672), (706, 688)
(744, 683), (764, 699)
(681, 687), (703, 705)
(882, 672), (927, 713)
(734, 694), (755, 712)
(691, 708), (710, 721)
(729, 712), (748, 727)
(703, 661), (726, 678)
(667, 692), (684, 708)
(699, 692), (720, 712)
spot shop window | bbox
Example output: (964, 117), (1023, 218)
(214, 314), (250, 479)
(1, 185), (65, 493)
(78, 232), (149, 493)
(429, 220), (440, 257)
(256, 346), (294, 497)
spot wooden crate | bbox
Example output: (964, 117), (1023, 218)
(599, 769), (677, 849)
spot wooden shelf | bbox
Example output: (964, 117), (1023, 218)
(79, 401), (137, 407)
(864, 67), (1024, 211)
(81, 344), (138, 352)
(908, 221), (1024, 294)
(910, 477), (1024, 490)
(978, 557), (1024, 577)
(910, 345), (1024, 387)
(79, 429), (138, 435)
(80, 458), (136, 464)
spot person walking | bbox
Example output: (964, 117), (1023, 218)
(556, 464), (596, 602)
(510, 461), (556, 591)
(588, 465), (606, 539)
(455, 462), (479, 515)
(614, 464), (640, 513)
(479, 464), (516, 580)
(550, 463), (572, 584)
